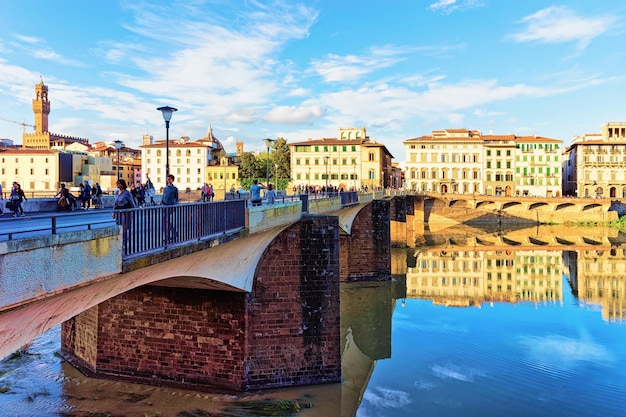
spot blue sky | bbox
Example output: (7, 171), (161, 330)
(1, 0), (625, 160)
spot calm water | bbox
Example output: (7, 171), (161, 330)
(1, 231), (626, 416)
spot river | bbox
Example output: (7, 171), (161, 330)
(1, 225), (625, 416)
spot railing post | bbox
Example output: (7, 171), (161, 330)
(51, 217), (57, 235)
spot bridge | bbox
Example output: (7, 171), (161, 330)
(422, 192), (618, 224)
(1, 190), (620, 392)
(0, 191), (393, 392)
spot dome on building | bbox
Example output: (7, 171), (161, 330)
(196, 125), (224, 152)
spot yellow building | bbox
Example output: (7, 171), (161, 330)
(0, 149), (66, 195)
(288, 127), (394, 191)
(562, 122), (626, 198)
(206, 156), (240, 195)
(403, 128), (562, 196)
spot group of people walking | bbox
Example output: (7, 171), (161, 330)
(56, 181), (104, 212)
(1, 182), (28, 217)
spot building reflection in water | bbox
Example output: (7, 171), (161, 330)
(402, 224), (626, 323)
(564, 247), (626, 322)
(407, 248), (564, 307)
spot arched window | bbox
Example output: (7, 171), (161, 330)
(186, 150), (191, 156)
(156, 150), (162, 156)
(176, 150), (182, 156)
(369, 169), (375, 179)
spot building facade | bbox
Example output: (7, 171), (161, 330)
(206, 156), (240, 194)
(562, 122), (626, 198)
(288, 127), (394, 191)
(403, 129), (562, 197)
(141, 138), (210, 192)
(0, 150), (65, 195)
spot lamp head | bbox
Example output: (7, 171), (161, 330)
(114, 140), (123, 150)
(157, 106), (178, 122)
(263, 138), (274, 149)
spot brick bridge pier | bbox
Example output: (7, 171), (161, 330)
(60, 201), (391, 392)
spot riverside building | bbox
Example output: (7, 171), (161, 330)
(562, 122), (626, 198)
(140, 126), (224, 192)
(403, 128), (562, 197)
(288, 127), (394, 191)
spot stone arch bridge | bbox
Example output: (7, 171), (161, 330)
(0, 200), (390, 392)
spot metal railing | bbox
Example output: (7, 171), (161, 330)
(113, 200), (246, 259)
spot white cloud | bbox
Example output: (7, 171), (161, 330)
(32, 49), (85, 66)
(13, 34), (40, 44)
(264, 105), (324, 124)
(428, 0), (484, 14)
(311, 47), (407, 83)
(519, 333), (614, 371)
(362, 386), (412, 409)
(509, 6), (616, 51)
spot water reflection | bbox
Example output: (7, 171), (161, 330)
(2, 225), (626, 417)
(404, 225), (626, 323)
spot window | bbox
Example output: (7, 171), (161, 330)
(369, 169), (375, 179)
(369, 152), (375, 161)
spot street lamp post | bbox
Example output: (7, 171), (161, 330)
(324, 156), (329, 191)
(263, 138), (275, 186)
(114, 140), (123, 180)
(353, 161), (357, 191)
(157, 106), (178, 178)
(223, 158), (227, 200)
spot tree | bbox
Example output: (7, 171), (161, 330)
(239, 152), (258, 179)
(273, 137), (291, 184)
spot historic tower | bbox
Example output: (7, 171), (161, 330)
(22, 79), (89, 149)
(32, 78), (50, 134)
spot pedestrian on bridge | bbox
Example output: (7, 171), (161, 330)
(250, 180), (265, 207)
(161, 174), (179, 244)
(10, 182), (26, 217)
(113, 179), (136, 210)
(113, 179), (136, 241)
(81, 181), (92, 210)
(145, 174), (156, 206)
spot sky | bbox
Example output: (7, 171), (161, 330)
(1, 0), (625, 161)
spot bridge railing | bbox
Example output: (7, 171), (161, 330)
(113, 199), (246, 259)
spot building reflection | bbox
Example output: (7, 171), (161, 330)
(407, 248), (564, 306)
(564, 248), (626, 322)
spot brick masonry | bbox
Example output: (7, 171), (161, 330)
(340, 200), (391, 281)
(61, 214), (342, 391)
(246, 214), (341, 389)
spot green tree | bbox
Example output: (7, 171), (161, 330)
(239, 152), (258, 179)
(273, 137), (291, 186)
